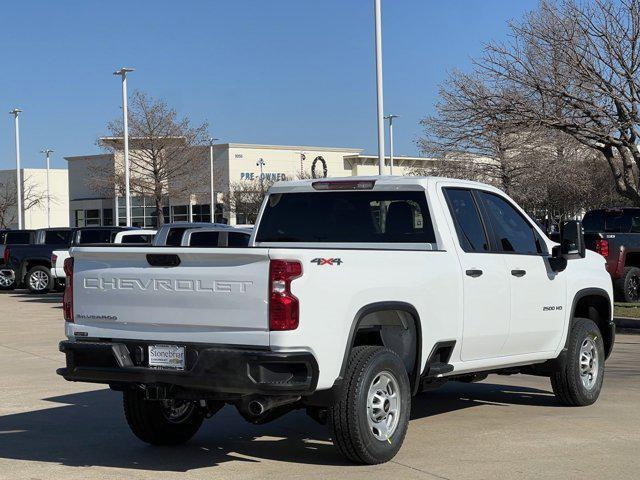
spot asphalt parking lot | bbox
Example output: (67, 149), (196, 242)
(0, 291), (639, 480)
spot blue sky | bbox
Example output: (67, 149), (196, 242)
(0, 0), (538, 170)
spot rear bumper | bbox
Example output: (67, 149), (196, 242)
(57, 340), (319, 396)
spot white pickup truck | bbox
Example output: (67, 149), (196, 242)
(58, 176), (614, 464)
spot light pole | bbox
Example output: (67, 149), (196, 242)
(384, 114), (399, 175)
(40, 149), (54, 228)
(257, 158), (266, 193)
(374, 0), (385, 176)
(209, 137), (219, 222)
(9, 109), (23, 229)
(113, 67), (134, 226)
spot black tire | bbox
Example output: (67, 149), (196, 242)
(551, 318), (605, 406)
(329, 346), (411, 464)
(26, 265), (53, 294)
(0, 271), (15, 291)
(613, 266), (640, 303)
(123, 389), (205, 445)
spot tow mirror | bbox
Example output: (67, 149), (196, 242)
(560, 220), (585, 258)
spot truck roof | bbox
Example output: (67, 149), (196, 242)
(269, 175), (497, 192)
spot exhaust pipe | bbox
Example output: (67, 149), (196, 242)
(247, 395), (300, 416)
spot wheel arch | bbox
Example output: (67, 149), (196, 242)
(338, 302), (422, 395)
(569, 288), (614, 359)
(20, 260), (51, 286)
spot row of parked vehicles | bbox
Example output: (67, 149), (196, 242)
(0, 223), (252, 294)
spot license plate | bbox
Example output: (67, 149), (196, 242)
(148, 345), (185, 370)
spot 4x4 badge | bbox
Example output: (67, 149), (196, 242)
(311, 258), (343, 266)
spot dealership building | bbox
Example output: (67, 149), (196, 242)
(0, 168), (69, 229)
(65, 143), (447, 227)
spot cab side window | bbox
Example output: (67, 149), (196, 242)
(479, 192), (539, 254)
(444, 188), (490, 252)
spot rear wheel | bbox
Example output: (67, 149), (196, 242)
(551, 318), (605, 406)
(26, 266), (52, 294)
(329, 346), (411, 464)
(614, 266), (640, 303)
(123, 389), (205, 445)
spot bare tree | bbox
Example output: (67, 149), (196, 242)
(419, 72), (544, 196)
(0, 177), (47, 228)
(478, 0), (640, 204)
(225, 179), (278, 225)
(89, 91), (210, 226)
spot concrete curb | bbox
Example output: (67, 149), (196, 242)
(614, 316), (640, 334)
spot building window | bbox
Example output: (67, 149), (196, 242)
(75, 210), (85, 227)
(192, 204), (211, 223)
(214, 203), (225, 223)
(118, 196), (167, 227)
(103, 208), (113, 226)
(171, 205), (189, 222)
(85, 209), (101, 226)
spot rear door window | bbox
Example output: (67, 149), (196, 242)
(4, 231), (33, 244)
(256, 191), (436, 244)
(165, 228), (188, 246)
(443, 188), (489, 252)
(44, 230), (72, 245)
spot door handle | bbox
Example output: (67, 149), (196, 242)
(465, 269), (483, 278)
(511, 269), (526, 277)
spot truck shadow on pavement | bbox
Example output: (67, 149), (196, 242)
(0, 380), (558, 471)
(0, 291), (63, 305)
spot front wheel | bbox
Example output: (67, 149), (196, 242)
(0, 271), (15, 291)
(26, 266), (53, 294)
(551, 318), (605, 406)
(329, 346), (411, 464)
(123, 390), (205, 445)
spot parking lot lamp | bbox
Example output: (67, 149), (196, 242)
(9, 109), (23, 229)
(113, 67), (134, 227)
(384, 114), (399, 175)
(374, 0), (385, 176)
(209, 137), (219, 222)
(40, 149), (54, 228)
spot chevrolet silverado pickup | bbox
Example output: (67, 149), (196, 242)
(582, 207), (640, 302)
(58, 176), (614, 464)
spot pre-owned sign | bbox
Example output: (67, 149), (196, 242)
(240, 172), (288, 181)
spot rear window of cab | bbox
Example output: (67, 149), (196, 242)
(256, 191), (436, 244)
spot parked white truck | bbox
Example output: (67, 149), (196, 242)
(58, 176), (614, 464)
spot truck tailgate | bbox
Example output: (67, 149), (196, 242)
(70, 247), (270, 346)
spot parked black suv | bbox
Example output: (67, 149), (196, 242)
(1, 226), (132, 294)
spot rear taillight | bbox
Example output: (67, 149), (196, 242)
(63, 257), (74, 322)
(51, 253), (57, 266)
(2, 247), (9, 264)
(269, 260), (302, 331)
(596, 239), (609, 258)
